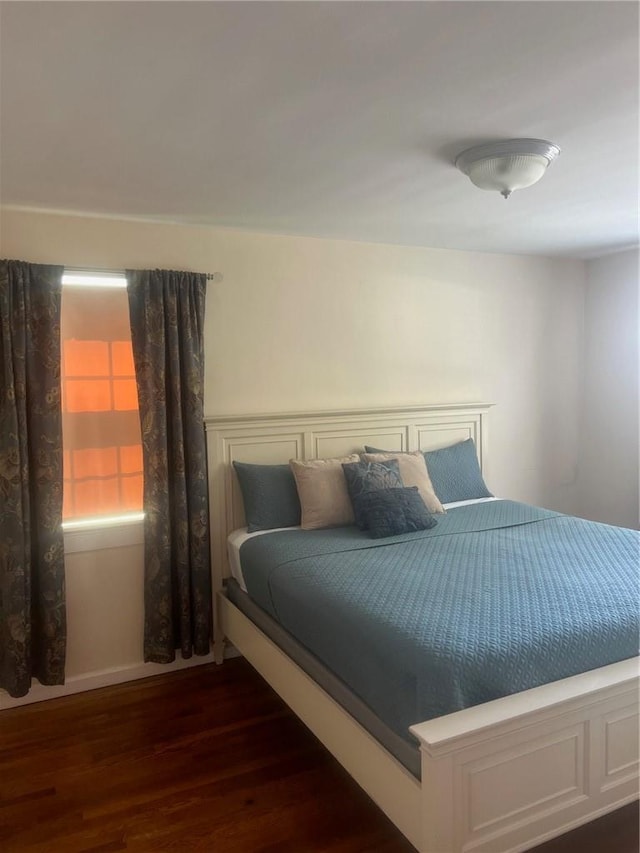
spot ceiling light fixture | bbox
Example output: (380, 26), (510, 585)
(455, 138), (561, 199)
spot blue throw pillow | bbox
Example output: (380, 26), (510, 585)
(359, 487), (438, 539)
(342, 459), (403, 529)
(364, 438), (492, 504)
(424, 439), (492, 504)
(233, 461), (301, 532)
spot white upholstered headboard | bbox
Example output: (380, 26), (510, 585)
(205, 403), (492, 599)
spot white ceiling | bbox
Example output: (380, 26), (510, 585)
(1, 1), (638, 259)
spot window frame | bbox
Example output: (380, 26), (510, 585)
(63, 513), (144, 554)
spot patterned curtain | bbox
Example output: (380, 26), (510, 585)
(0, 260), (66, 698)
(126, 269), (211, 663)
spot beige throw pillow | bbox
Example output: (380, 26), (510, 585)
(290, 454), (361, 529)
(360, 450), (445, 514)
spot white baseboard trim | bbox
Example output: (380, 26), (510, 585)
(0, 652), (217, 710)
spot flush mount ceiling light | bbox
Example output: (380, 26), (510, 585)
(455, 138), (561, 199)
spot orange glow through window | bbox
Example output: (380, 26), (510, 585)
(61, 285), (143, 521)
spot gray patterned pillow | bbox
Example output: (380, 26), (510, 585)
(360, 450), (445, 514)
(364, 438), (491, 504)
(360, 487), (438, 539)
(233, 461), (301, 532)
(342, 459), (403, 529)
(424, 439), (492, 504)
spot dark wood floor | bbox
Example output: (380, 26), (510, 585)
(1, 659), (637, 852)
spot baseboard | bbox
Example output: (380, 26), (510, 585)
(0, 652), (217, 710)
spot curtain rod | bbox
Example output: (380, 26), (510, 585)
(64, 265), (223, 282)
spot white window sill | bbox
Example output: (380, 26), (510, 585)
(63, 514), (144, 554)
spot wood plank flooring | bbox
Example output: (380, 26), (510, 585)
(1, 659), (638, 852)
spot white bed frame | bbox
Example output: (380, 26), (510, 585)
(205, 404), (639, 853)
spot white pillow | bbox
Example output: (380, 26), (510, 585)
(290, 454), (360, 529)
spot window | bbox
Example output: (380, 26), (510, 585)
(61, 272), (143, 528)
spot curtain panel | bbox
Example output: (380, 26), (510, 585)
(126, 269), (211, 663)
(0, 260), (66, 698)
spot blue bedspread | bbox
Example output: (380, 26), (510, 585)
(239, 501), (639, 744)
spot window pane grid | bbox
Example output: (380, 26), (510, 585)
(61, 285), (143, 522)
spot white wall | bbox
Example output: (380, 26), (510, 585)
(575, 249), (639, 529)
(0, 207), (587, 702)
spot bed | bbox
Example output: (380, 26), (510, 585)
(205, 404), (639, 853)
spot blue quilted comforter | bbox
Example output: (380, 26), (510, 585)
(239, 501), (639, 744)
